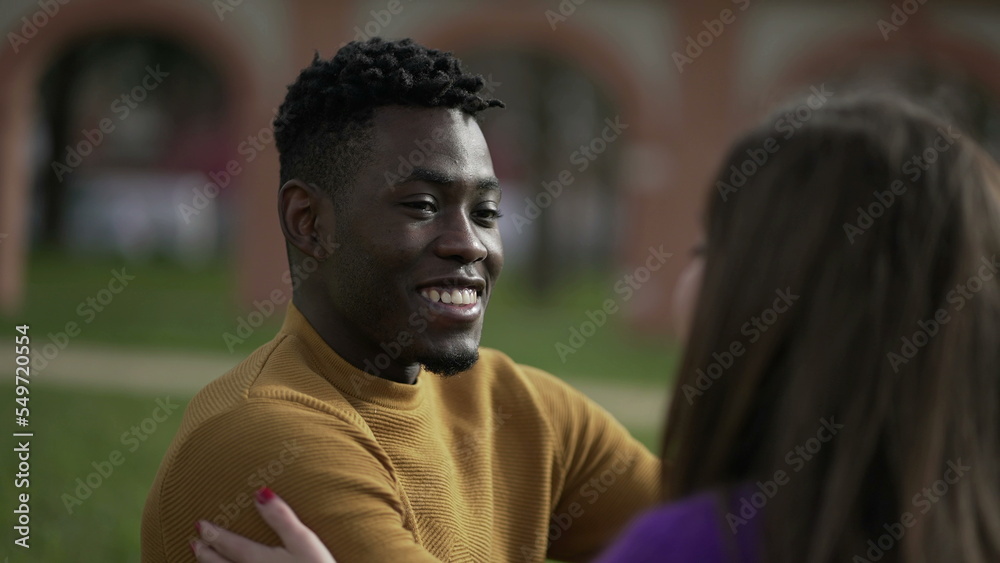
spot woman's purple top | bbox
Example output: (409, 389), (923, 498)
(594, 489), (760, 563)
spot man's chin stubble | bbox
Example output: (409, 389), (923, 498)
(419, 350), (480, 377)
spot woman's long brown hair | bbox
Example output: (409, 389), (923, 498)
(661, 95), (1000, 563)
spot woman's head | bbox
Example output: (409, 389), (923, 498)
(664, 94), (1000, 563)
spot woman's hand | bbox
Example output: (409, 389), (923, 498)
(192, 487), (336, 563)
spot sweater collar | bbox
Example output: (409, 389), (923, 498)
(279, 302), (426, 411)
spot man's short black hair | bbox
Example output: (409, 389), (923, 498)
(274, 37), (504, 197)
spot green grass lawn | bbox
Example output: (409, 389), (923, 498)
(0, 384), (660, 562)
(1, 384), (185, 562)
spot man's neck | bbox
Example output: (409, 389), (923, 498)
(292, 295), (421, 385)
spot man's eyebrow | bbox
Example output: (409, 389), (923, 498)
(394, 167), (501, 192)
(397, 167), (453, 186)
(478, 177), (501, 192)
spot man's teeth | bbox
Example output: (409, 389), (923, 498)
(421, 288), (478, 305)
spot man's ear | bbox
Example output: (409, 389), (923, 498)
(278, 180), (337, 260)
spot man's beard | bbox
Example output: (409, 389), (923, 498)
(420, 349), (480, 376)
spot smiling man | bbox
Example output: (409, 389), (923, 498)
(141, 38), (658, 563)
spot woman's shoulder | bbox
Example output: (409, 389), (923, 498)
(594, 488), (760, 563)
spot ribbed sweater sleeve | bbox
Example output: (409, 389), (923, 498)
(147, 396), (441, 562)
(521, 366), (661, 562)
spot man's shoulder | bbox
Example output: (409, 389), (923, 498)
(180, 334), (366, 444)
(151, 337), (378, 502)
(142, 337), (392, 563)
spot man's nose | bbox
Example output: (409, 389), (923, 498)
(433, 214), (488, 264)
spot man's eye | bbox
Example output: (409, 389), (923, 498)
(404, 201), (436, 213)
(475, 209), (503, 221)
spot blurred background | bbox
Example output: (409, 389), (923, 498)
(1, 0), (999, 560)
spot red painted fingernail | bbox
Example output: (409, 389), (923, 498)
(194, 521), (202, 533)
(256, 487), (275, 504)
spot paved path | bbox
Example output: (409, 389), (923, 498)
(1, 345), (668, 430)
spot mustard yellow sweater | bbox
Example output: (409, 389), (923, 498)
(142, 304), (659, 562)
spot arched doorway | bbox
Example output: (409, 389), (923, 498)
(0, 0), (259, 314)
(33, 34), (230, 263)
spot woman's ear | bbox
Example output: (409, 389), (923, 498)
(277, 180), (336, 260)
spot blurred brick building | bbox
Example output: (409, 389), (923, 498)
(2, 0), (999, 334)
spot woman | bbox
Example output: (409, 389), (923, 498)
(192, 95), (1000, 562)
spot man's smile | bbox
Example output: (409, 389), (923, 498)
(415, 276), (486, 322)
(420, 287), (479, 306)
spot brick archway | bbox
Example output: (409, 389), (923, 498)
(0, 0), (259, 313)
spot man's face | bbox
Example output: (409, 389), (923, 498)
(324, 106), (503, 375)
